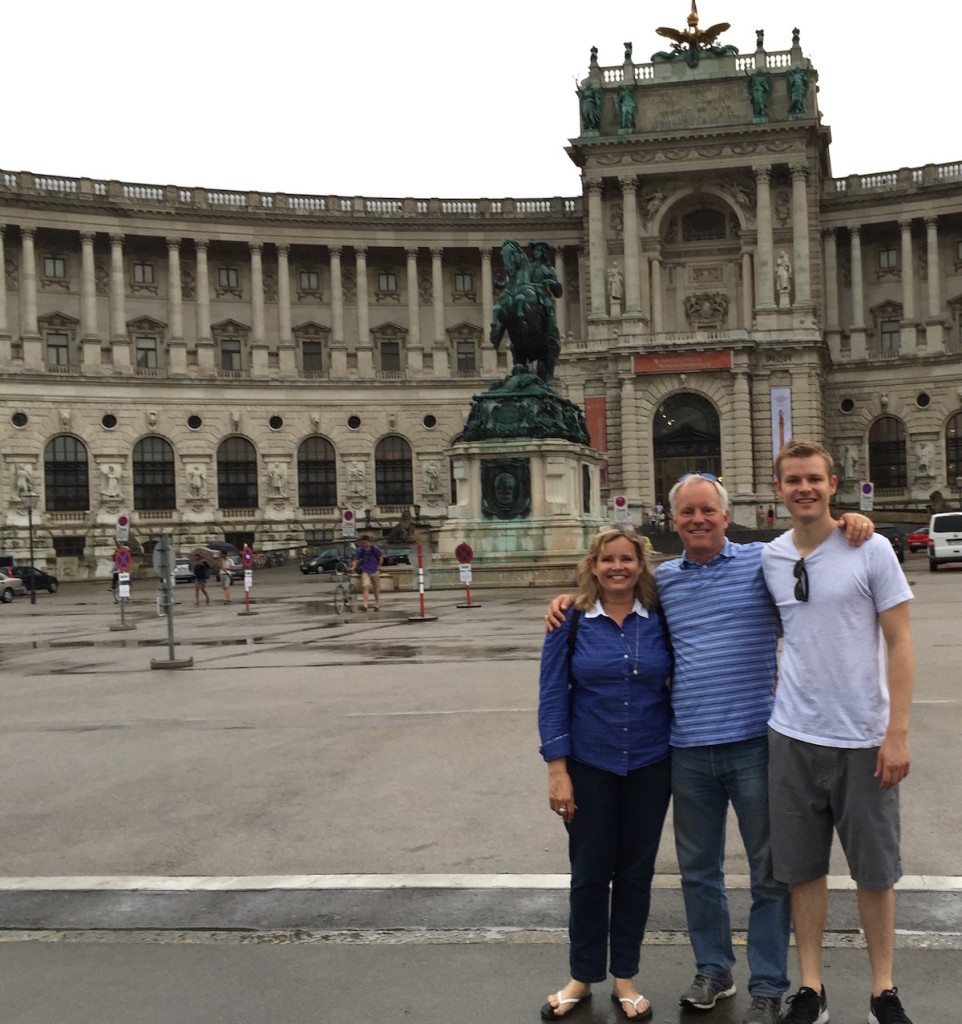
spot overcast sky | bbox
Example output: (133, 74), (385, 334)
(5, 1), (957, 199)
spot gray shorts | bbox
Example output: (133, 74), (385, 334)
(768, 728), (901, 890)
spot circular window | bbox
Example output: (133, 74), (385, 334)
(347, 415), (361, 430)
(187, 414), (203, 430)
(423, 414), (437, 429)
(269, 415), (283, 430)
(916, 392), (931, 409)
(840, 398), (855, 414)
(101, 413), (118, 429)
(11, 412), (27, 428)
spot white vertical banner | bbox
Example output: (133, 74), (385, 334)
(770, 387), (793, 463)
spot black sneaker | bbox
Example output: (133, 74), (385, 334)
(869, 987), (913, 1024)
(781, 985), (828, 1024)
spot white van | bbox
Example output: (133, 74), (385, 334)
(927, 511), (962, 571)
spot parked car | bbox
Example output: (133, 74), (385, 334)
(10, 565), (59, 593)
(906, 526), (930, 552)
(300, 546), (353, 574)
(874, 524), (906, 563)
(927, 512), (962, 572)
(173, 557), (195, 584)
(0, 568), (27, 603)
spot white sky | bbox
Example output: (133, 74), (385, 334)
(4, 1), (957, 199)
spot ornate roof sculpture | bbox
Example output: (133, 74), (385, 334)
(653, 1), (738, 67)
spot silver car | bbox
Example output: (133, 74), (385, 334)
(172, 557), (195, 584)
(0, 570), (27, 603)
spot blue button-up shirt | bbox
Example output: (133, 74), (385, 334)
(538, 600), (672, 775)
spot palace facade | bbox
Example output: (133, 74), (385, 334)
(2, 25), (962, 578)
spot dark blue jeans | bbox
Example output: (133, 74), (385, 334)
(565, 756), (671, 982)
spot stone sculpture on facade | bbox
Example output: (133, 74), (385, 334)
(14, 463), (33, 498)
(615, 84), (637, 131)
(607, 265), (624, 305)
(268, 463), (287, 498)
(787, 65), (810, 118)
(842, 445), (859, 481)
(101, 464), (122, 501)
(187, 465), (206, 499)
(747, 71), (774, 122)
(576, 79), (603, 132)
(916, 442), (933, 478)
(776, 251), (793, 303)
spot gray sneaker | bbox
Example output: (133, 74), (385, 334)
(679, 973), (737, 1010)
(742, 995), (782, 1024)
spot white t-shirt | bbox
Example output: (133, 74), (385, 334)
(761, 530), (913, 748)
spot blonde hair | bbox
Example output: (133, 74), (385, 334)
(574, 525), (659, 612)
(773, 439), (835, 481)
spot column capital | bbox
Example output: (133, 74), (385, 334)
(753, 166), (772, 185)
(618, 175), (638, 194)
(80, 231), (95, 245)
(821, 227), (837, 240)
(479, 246), (492, 260)
(430, 247), (444, 260)
(21, 226), (35, 240)
(109, 233), (124, 245)
(166, 236), (182, 250)
(790, 164), (808, 180)
(586, 178), (603, 196)
(194, 238), (209, 253)
(355, 245), (368, 259)
(924, 215), (939, 229)
(329, 245), (342, 259)
(848, 224), (861, 238)
(248, 241), (262, 255)
(276, 243), (290, 258)
(898, 218), (913, 231)
(405, 247), (419, 260)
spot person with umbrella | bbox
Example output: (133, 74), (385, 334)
(194, 558), (210, 605)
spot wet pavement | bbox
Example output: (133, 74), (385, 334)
(0, 556), (959, 1021)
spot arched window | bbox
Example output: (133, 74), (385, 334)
(869, 416), (907, 490)
(298, 436), (337, 507)
(946, 411), (962, 485)
(44, 435), (89, 511)
(681, 208), (727, 241)
(133, 436), (175, 510)
(652, 393), (722, 506)
(375, 435), (413, 506)
(217, 436), (258, 509)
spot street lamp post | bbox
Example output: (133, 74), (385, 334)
(956, 476), (962, 509)
(21, 489), (38, 606)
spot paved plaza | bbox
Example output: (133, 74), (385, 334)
(0, 554), (960, 1022)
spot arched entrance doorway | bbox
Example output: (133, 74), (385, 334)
(653, 393), (722, 506)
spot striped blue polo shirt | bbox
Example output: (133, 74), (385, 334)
(655, 539), (780, 748)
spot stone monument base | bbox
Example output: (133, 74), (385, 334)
(435, 437), (607, 588)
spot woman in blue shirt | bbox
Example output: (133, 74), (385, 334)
(538, 525), (672, 1022)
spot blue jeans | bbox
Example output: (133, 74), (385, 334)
(671, 737), (790, 998)
(565, 756), (671, 983)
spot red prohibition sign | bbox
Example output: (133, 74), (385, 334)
(454, 542), (474, 565)
(114, 547), (132, 572)
(241, 545), (254, 568)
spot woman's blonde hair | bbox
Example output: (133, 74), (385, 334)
(574, 524), (659, 612)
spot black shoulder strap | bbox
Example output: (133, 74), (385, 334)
(566, 608), (581, 670)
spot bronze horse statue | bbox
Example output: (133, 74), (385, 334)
(490, 240), (562, 384)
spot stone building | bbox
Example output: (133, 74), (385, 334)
(2, 22), (961, 578)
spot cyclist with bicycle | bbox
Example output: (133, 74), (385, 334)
(348, 535), (383, 611)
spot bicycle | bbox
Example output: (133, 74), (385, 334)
(332, 566), (358, 615)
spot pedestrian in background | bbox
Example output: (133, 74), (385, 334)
(221, 558), (234, 604)
(194, 560), (210, 606)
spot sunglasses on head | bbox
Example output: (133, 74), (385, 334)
(793, 557), (809, 602)
(678, 472), (719, 483)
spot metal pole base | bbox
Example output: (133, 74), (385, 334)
(150, 657), (195, 670)
(109, 623), (138, 631)
(406, 615), (439, 622)
(456, 603), (481, 608)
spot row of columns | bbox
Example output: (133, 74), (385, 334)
(584, 165), (815, 326)
(822, 216), (946, 358)
(1, 229), (571, 377)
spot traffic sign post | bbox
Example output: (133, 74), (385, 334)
(613, 495), (630, 523)
(860, 481), (874, 512)
(342, 509), (356, 540)
(150, 533), (193, 670)
(109, 545), (137, 632)
(116, 513), (131, 544)
(454, 541), (479, 609)
(406, 543), (438, 623)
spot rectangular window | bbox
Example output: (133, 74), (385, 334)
(135, 335), (158, 368)
(133, 262), (154, 285)
(878, 247), (898, 270)
(454, 271), (473, 293)
(218, 267), (239, 289)
(380, 340), (401, 372)
(378, 271), (397, 293)
(300, 270), (319, 291)
(46, 332), (69, 366)
(881, 320), (900, 352)
(302, 340), (323, 373)
(43, 256), (66, 279)
(220, 339), (242, 371)
(957, 240), (962, 262)
(456, 339), (476, 375)
(52, 536), (86, 558)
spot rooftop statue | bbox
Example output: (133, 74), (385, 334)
(653, 3), (738, 68)
(491, 239), (562, 384)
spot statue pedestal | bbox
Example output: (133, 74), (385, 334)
(435, 437), (607, 588)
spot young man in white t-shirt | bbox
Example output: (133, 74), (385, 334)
(762, 440), (915, 1024)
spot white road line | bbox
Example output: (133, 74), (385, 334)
(0, 874), (959, 892)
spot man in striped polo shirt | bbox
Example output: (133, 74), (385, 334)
(546, 473), (871, 1024)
